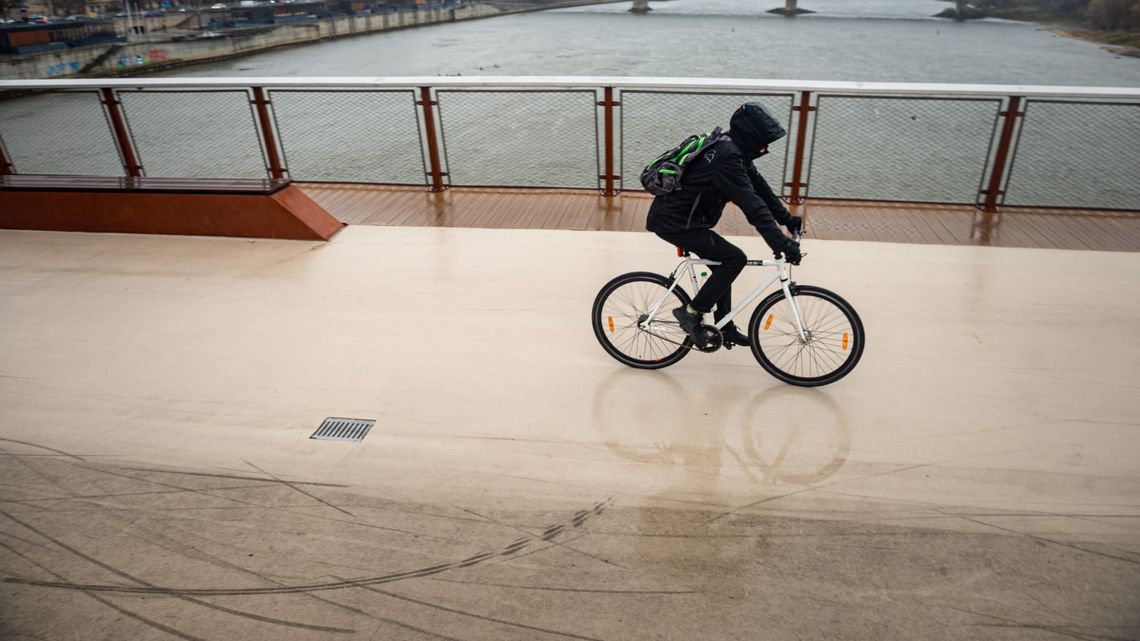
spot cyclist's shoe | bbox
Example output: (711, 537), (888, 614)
(721, 323), (751, 349)
(673, 306), (708, 349)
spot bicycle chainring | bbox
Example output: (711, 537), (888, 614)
(696, 324), (722, 353)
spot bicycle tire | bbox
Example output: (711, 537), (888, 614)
(748, 285), (865, 387)
(592, 272), (692, 369)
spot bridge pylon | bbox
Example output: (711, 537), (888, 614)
(767, 0), (813, 15)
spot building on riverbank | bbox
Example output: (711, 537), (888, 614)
(1, 0), (619, 79)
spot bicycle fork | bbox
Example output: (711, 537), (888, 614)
(780, 272), (810, 343)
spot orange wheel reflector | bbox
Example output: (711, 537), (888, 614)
(842, 332), (849, 350)
(764, 314), (774, 331)
(607, 316), (615, 333)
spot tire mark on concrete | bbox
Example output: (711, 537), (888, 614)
(426, 576), (696, 595)
(705, 444), (1063, 525)
(243, 459), (354, 517)
(0, 530), (54, 551)
(978, 623), (1132, 641)
(0, 438), (84, 461)
(66, 463), (270, 510)
(350, 581), (608, 641)
(284, 512), (475, 548)
(0, 509), (355, 633)
(130, 516), (379, 621)
(1, 498), (614, 597)
(363, 613), (471, 641)
(704, 462), (934, 525)
(120, 467), (349, 488)
(0, 485), (266, 508)
(946, 513), (1140, 566)
(949, 606), (1130, 641)
(0, 539), (207, 641)
(457, 499), (617, 568)
(0, 447), (70, 499)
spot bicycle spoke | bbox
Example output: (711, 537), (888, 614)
(595, 275), (692, 366)
(754, 290), (859, 382)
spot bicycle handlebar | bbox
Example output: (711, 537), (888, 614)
(774, 231), (804, 264)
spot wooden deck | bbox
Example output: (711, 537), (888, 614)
(299, 183), (1140, 252)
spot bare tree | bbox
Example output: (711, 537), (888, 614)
(1086, 0), (1138, 28)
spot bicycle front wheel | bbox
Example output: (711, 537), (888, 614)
(748, 285), (864, 387)
(592, 272), (692, 369)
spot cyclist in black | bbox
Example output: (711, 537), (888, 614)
(645, 102), (803, 349)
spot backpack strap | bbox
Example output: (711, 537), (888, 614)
(675, 127), (726, 167)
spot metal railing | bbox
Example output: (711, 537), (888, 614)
(2, 77), (1138, 211)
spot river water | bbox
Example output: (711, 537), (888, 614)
(161, 0), (1140, 86)
(3, 0), (1138, 208)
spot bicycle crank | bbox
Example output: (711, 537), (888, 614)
(694, 324), (723, 353)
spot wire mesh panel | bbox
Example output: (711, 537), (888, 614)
(621, 91), (795, 195)
(0, 90), (122, 176)
(436, 90), (597, 188)
(808, 96), (1001, 204)
(117, 90), (267, 178)
(1004, 100), (1140, 210)
(268, 89), (424, 184)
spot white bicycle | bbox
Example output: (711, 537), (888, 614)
(591, 236), (865, 387)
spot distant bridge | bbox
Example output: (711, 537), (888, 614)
(631, 0), (812, 14)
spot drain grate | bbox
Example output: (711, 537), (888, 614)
(310, 417), (374, 442)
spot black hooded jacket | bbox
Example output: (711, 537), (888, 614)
(645, 103), (793, 252)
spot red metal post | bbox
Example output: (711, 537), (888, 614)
(0, 141), (12, 175)
(100, 88), (142, 178)
(419, 86), (446, 192)
(786, 90), (812, 204)
(982, 95), (1022, 213)
(600, 86), (617, 197)
(252, 87), (285, 180)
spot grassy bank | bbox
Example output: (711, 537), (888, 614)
(947, 0), (1140, 57)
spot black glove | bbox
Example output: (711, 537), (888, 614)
(784, 215), (803, 238)
(780, 239), (802, 265)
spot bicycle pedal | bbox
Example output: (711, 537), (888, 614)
(695, 325), (722, 353)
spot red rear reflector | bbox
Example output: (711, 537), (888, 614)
(676, 247), (683, 257)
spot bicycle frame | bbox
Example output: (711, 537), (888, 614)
(641, 257), (809, 342)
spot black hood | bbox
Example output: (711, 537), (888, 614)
(729, 102), (787, 159)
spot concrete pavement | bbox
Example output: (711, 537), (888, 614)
(1, 226), (1138, 640)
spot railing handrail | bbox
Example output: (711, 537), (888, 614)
(3, 76), (1140, 100)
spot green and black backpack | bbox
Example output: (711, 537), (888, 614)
(639, 127), (729, 195)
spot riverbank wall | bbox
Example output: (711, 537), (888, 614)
(1, 2), (596, 80)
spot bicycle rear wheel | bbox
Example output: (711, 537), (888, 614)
(592, 272), (692, 369)
(748, 285), (864, 387)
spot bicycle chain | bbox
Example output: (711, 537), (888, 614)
(642, 324), (722, 353)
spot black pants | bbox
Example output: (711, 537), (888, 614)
(655, 228), (746, 322)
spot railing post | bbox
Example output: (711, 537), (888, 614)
(598, 86), (619, 197)
(786, 90), (812, 204)
(418, 86), (446, 192)
(251, 87), (285, 180)
(981, 95), (1022, 213)
(99, 88), (142, 178)
(0, 140), (13, 175)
